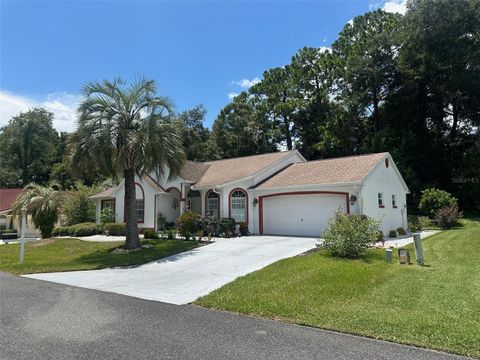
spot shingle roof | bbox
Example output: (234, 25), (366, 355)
(193, 151), (296, 188)
(180, 161), (210, 183)
(255, 152), (388, 189)
(0, 188), (23, 212)
(90, 187), (116, 199)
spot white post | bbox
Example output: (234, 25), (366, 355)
(19, 207), (27, 264)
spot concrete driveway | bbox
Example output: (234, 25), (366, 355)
(25, 236), (318, 304)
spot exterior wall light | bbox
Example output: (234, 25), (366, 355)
(349, 194), (357, 206)
(252, 198), (259, 207)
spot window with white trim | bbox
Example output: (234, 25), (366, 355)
(206, 191), (219, 218)
(230, 189), (247, 223)
(378, 193), (384, 208)
(136, 199), (144, 223)
(392, 194), (397, 208)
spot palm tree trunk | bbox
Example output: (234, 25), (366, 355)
(124, 168), (140, 249)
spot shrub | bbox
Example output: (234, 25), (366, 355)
(100, 207), (115, 224)
(166, 229), (175, 240)
(388, 229), (397, 238)
(143, 229), (159, 239)
(397, 227), (406, 236)
(322, 212), (380, 258)
(176, 211), (201, 240)
(52, 226), (70, 236)
(104, 222), (127, 236)
(157, 213), (167, 230)
(239, 222), (249, 236)
(408, 215), (436, 232)
(64, 181), (99, 225)
(218, 218), (235, 237)
(201, 214), (218, 238)
(419, 188), (457, 217)
(70, 222), (100, 237)
(376, 230), (384, 243)
(434, 204), (463, 229)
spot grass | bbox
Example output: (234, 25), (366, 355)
(0, 238), (199, 275)
(195, 218), (480, 358)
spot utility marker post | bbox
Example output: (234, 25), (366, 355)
(19, 206), (27, 264)
(413, 233), (424, 265)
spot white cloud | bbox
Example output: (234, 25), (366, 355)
(228, 92), (239, 100)
(381, 0), (407, 15)
(232, 77), (260, 89)
(347, 18), (354, 26)
(319, 46), (332, 54)
(0, 91), (79, 132)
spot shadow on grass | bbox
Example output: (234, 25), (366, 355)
(74, 239), (200, 270)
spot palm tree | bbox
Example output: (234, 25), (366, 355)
(13, 182), (63, 238)
(68, 78), (185, 249)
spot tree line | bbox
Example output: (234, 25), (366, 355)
(1, 0), (479, 211)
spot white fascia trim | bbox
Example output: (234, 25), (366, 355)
(362, 153), (410, 194)
(250, 182), (362, 192)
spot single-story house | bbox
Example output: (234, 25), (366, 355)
(91, 150), (409, 237)
(0, 188), (40, 237)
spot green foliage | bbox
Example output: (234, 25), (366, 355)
(434, 204), (463, 229)
(13, 182), (63, 238)
(100, 207), (115, 224)
(217, 218), (236, 237)
(156, 213), (167, 230)
(408, 215), (436, 232)
(0, 108), (59, 187)
(69, 77), (186, 250)
(388, 230), (397, 238)
(397, 227), (406, 236)
(104, 222), (127, 236)
(376, 230), (384, 242)
(200, 214), (218, 238)
(64, 181), (100, 225)
(419, 188), (457, 217)
(143, 229), (159, 240)
(238, 222), (249, 236)
(53, 222), (102, 237)
(322, 212), (380, 258)
(176, 211), (201, 240)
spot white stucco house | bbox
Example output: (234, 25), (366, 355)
(91, 151), (409, 237)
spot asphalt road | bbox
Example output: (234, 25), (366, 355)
(0, 272), (467, 360)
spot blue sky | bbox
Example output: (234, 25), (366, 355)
(0, 0), (406, 132)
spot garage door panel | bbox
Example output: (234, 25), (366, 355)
(262, 194), (346, 237)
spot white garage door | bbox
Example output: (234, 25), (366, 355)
(262, 194), (346, 237)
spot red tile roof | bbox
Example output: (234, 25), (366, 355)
(0, 188), (23, 212)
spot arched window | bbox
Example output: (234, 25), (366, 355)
(230, 189), (248, 223)
(206, 190), (219, 218)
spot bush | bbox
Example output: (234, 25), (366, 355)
(434, 204), (463, 229)
(52, 226), (70, 236)
(176, 211), (201, 240)
(157, 213), (167, 230)
(218, 218), (235, 237)
(388, 229), (397, 238)
(64, 182), (100, 226)
(322, 212), (380, 258)
(143, 229), (159, 239)
(166, 229), (175, 240)
(408, 215), (436, 232)
(239, 222), (249, 236)
(100, 207), (115, 224)
(397, 227), (406, 236)
(419, 188), (457, 217)
(200, 214), (218, 238)
(376, 230), (384, 242)
(70, 222), (100, 237)
(104, 222), (127, 236)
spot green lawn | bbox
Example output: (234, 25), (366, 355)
(0, 238), (199, 275)
(195, 218), (480, 358)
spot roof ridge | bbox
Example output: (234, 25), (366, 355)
(295, 152), (388, 165)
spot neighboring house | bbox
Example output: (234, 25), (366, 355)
(0, 188), (40, 237)
(91, 151), (409, 237)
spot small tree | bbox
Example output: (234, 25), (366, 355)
(176, 211), (201, 240)
(322, 212), (380, 258)
(64, 181), (100, 225)
(419, 188), (457, 218)
(434, 204), (463, 229)
(13, 182), (63, 238)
